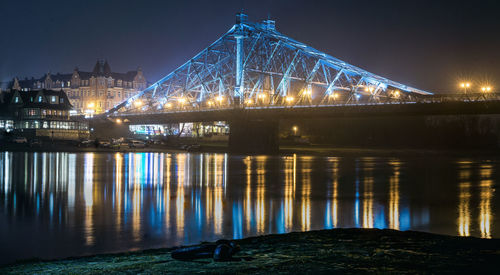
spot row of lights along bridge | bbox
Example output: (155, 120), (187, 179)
(123, 86), (403, 111)
(460, 82), (493, 93)
(91, 83), (496, 114)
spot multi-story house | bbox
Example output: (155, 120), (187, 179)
(9, 60), (147, 114)
(0, 89), (89, 140)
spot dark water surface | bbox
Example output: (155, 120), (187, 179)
(0, 152), (498, 264)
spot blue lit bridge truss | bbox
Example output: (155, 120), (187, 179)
(110, 14), (431, 115)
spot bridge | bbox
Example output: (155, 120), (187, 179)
(106, 13), (500, 153)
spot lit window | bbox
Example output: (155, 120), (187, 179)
(38, 96), (43, 102)
(51, 96), (57, 103)
(14, 97), (19, 103)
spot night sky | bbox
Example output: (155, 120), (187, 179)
(1, 0), (499, 93)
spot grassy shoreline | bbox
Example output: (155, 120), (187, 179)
(1, 228), (499, 274)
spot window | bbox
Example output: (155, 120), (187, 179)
(38, 96), (43, 102)
(51, 96), (57, 103)
(30, 97), (34, 102)
(60, 98), (64, 103)
(14, 97), (19, 103)
(27, 109), (37, 117)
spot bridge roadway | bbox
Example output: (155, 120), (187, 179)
(111, 99), (500, 124)
(106, 97), (500, 153)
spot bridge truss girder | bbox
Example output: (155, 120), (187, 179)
(110, 15), (431, 114)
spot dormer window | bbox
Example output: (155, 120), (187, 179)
(38, 96), (43, 102)
(14, 97), (19, 103)
(50, 96), (57, 103)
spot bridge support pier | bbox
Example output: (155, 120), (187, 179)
(228, 118), (279, 154)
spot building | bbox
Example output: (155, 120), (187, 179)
(8, 60), (147, 115)
(0, 89), (89, 140)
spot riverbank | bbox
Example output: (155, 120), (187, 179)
(2, 141), (500, 158)
(1, 228), (498, 274)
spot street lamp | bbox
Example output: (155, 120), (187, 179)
(481, 86), (492, 92)
(292, 126), (298, 136)
(134, 100), (143, 107)
(285, 96), (294, 103)
(330, 93), (339, 100)
(460, 82), (471, 94)
(116, 119), (122, 124)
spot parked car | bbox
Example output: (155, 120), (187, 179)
(12, 137), (27, 144)
(98, 140), (111, 148)
(186, 144), (201, 152)
(129, 140), (146, 148)
(78, 139), (94, 147)
(29, 139), (42, 147)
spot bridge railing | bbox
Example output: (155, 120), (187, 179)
(109, 92), (500, 116)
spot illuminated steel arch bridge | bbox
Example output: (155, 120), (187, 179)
(108, 13), (431, 116)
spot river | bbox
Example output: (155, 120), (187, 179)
(0, 151), (498, 264)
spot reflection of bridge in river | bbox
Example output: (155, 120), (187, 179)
(0, 152), (495, 245)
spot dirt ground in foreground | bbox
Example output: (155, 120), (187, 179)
(1, 228), (499, 274)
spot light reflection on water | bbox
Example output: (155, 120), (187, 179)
(0, 151), (498, 264)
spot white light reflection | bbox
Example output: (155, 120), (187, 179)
(83, 153), (94, 245)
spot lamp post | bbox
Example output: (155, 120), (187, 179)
(292, 126), (298, 136)
(481, 86), (492, 100)
(460, 82), (471, 100)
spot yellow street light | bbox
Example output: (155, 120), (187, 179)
(285, 96), (294, 103)
(134, 100), (143, 107)
(178, 97), (186, 104)
(207, 100), (214, 106)
(292, 126), (298, 136)
(116, 119), (122, 124)
(165, 102), (173, 108)
(244, 99), (253, 105)
(460, 82), (471, 88)
(87, 102), (95, 108)
(216, 95), (224, 102)
(330, 93), (339, 99)
(482, 86), (492, 92)
(258, 93), (267, 99)
(394, 90), (400, 98)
